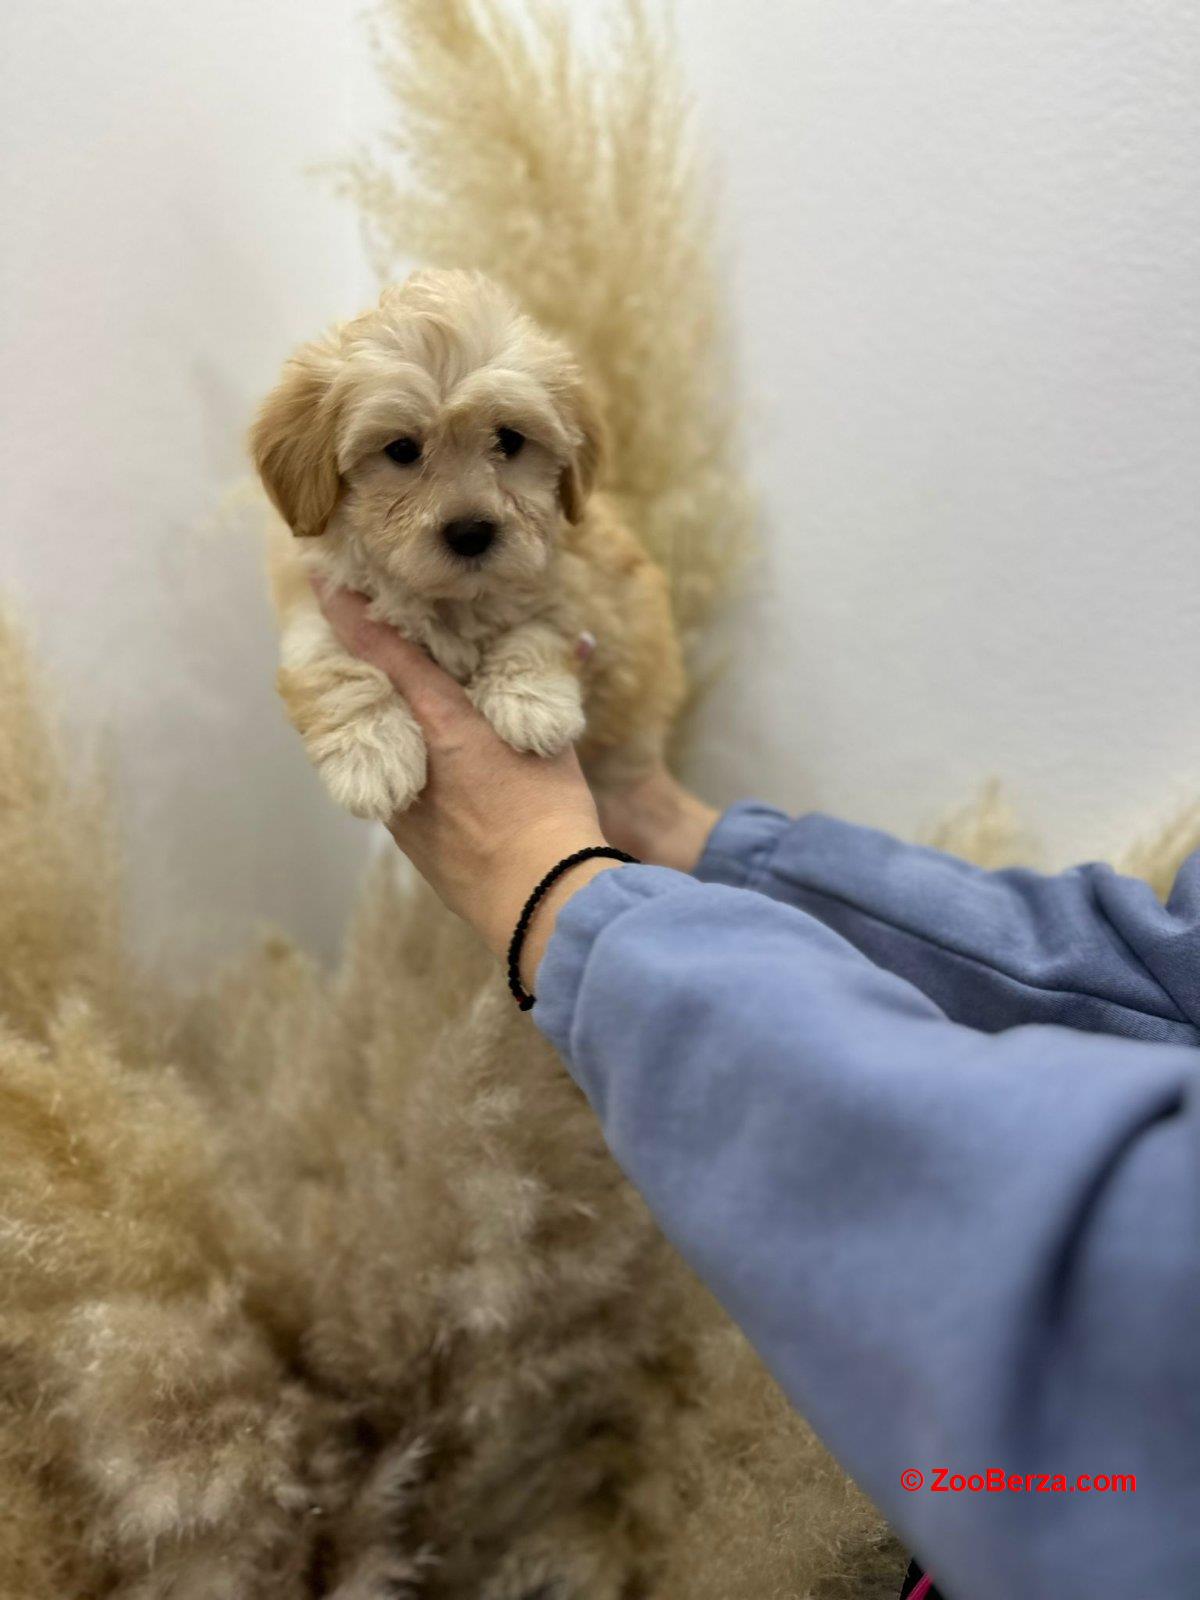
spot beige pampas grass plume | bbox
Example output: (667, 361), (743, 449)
(1117, 803), (1200, 901)
(333, 0), (754, 657)
(0, 604), (898, 1597)
(929, 781), (1200, 903)
(925, 779), (1036, 871)
(0, 608), (124, 1042)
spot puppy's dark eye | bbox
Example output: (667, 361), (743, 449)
(496, 427), (525, 459)
(384, 437), (422, 466)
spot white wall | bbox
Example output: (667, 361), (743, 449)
(679, 0), (1200, 866)
(3, 1), (1198, 972)
(1, 0), (379, 967)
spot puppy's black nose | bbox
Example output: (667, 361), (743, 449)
(442, 517), (497, 559)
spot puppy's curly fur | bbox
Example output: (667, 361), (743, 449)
(251, 270), (685, 820)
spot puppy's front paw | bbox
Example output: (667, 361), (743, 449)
(471, 672), (586, 758)
(313, 705), (427, 821)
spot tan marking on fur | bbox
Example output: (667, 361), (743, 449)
(263, 516), (314, 619)
(276, 660), (392, 744)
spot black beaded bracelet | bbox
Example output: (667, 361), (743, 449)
(506, 846), (639, 1010)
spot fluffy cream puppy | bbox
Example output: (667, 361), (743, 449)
(251, 270), (684, 821)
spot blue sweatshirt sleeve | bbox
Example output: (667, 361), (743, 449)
(533, 864), (1200, 1600)
(695, 802), (1200, 1043)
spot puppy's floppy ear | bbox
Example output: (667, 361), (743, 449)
(250, 341), (343, 538)
(559, 378), (607, 525)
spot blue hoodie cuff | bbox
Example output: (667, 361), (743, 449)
(532, 863), (696, 1070)
(693, 801), (791, 891)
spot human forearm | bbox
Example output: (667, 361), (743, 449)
(534, 867), (1200, 1600)
(696, 802), (1200, 1043)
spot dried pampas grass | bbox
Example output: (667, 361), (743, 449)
(0, 607), (124, 1043)
(6, 601), (1195, 1596)
(0, 609), (898, 1597)
(926, 780), (1200, 895)
(1116, 802), (1200, 902)
(332, 0), (754, 657)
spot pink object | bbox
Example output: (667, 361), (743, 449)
(908, 1576), (934, 1600)
(576, 629), (597, 662)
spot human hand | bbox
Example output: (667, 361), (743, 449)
(313, 583), (621, 993)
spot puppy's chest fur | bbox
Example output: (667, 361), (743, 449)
(310, 541), (584, 685)
(271, 492), (681, 822)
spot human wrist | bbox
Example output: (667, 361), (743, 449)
(665, 790), (721, 873)
(604, 771), (718, 872)
(510, 854), (624, 999)
(476, 818), (611, 963)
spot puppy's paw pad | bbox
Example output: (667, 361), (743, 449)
(473, 675), (586, 757)
(316, 712), (427, 821)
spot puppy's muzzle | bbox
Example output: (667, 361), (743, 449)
(442, 517), (497, 559)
